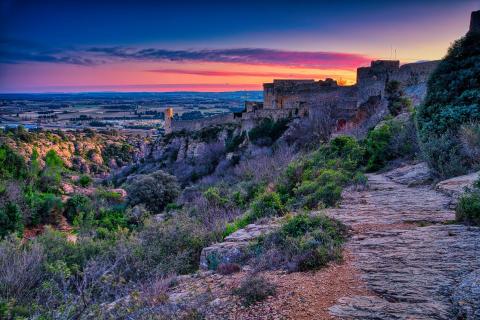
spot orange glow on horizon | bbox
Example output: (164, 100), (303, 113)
(0, 60), (359, 92)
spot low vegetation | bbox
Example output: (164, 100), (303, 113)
(251, 213), (347, 272)
(248, 118), (290, 146)
(233, 274), (276, 306)
(456, 179), (480, 226)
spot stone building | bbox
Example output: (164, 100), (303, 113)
(164, 59), (438, 134)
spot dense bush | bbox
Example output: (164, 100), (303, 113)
(102, 143), (134, 165)
(459, 122), (480, 162)
(0, 236), (44, 304)
(417, 31), (480, 177)
(248, 118), (290, 146)
(0, 145), (27, 180)
(364, 124), (394, 172)
(250, 192), (285, 221)
(64, 194), (92, 222)
(39, 150), (64, 193)
(77, 175), (92, 187)
(456, 179), (480, 226)
(385, 80), (412, 116)
(363, 118), (418, 172)
(135, 215), (213, 275)
(251, 213), (346, 272)
(126, 170), (180, 213)
(233, 274), (276, 306)
(0, 203), (23, 238)
(222, 191), (284, 238)
(277, 135), (364, 208)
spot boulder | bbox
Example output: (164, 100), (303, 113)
(199, 223), (278, 270)
(436, 171), (479, 199)
(385, 162), (432, 186)
(224, 223), (278, 242)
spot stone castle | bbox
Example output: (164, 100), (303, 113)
(163, 11), (480, 135)
(164, 59), (438, 134)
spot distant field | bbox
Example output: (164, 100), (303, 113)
(0, 91), (262, 132)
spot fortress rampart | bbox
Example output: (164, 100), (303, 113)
(164, 59), (439, 134)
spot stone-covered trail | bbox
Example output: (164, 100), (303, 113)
(326, 173), (480, 319)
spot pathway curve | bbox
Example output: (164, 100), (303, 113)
(325, 173), (480, 319)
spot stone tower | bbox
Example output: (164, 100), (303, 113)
(164, 107), (174, 134)
(470, 10), (480, 33)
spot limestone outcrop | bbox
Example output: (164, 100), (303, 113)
(385, 162), (432, 186)
(199, 223), (278, 270)
(436, 171), (480, 199)
(326, 170), (480, 319)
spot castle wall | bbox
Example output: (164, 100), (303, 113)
(170, 113), (236, 132)
(166, 59), (439, 136)
(391, 61), (438, 87)
(470, 10), (480, 33)
(263, 83), (275, 109)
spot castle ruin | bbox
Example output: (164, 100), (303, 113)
(164, 59), (438, 134)
(470, 10), (480, 33)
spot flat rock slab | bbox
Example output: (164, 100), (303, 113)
(385, 162), (432, 186)
(436, 171), (479, 199)
(325, 174), (454, 227)
(331, 225), (480, 319)
(327, 171), (480, 319)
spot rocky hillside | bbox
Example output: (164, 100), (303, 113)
(0, 127), (150, 175)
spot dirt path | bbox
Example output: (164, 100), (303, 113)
(326, 173), (480, 319)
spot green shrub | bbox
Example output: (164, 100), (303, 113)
(96, 207), (129, 230)
(25, 192), (63, 225)
(420, 132), (466, 178)
(248, 118), (290, 146)
(136, 214), (213, 275)
(364, 124), (394, 172)
(223, 215), (250, 238)
(40, 150), (64, 193)
(233, 274), (276, 306)
(203, 187), (228, 206)
(64, 194), (92, 222)
(278, 136), (365, 209)
(417, 31), (480, 177)
(0, 203), (24, 238)
(250, 192), (285, 221)
(252, 213), (346, 272)
(36, 228), (108, 274)
(77, 175), (92, 187)
(456, 181), (480, 226)
(125, 170), (180, 213)
(0, 145), (27, 180)
(385, 80), (412, 116)
(95, 188), (124, 204)
(293, 169), (348, 209)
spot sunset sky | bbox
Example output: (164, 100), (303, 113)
(0, 0), (478, 93)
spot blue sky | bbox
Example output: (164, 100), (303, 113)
(0, 0), (478, 92)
